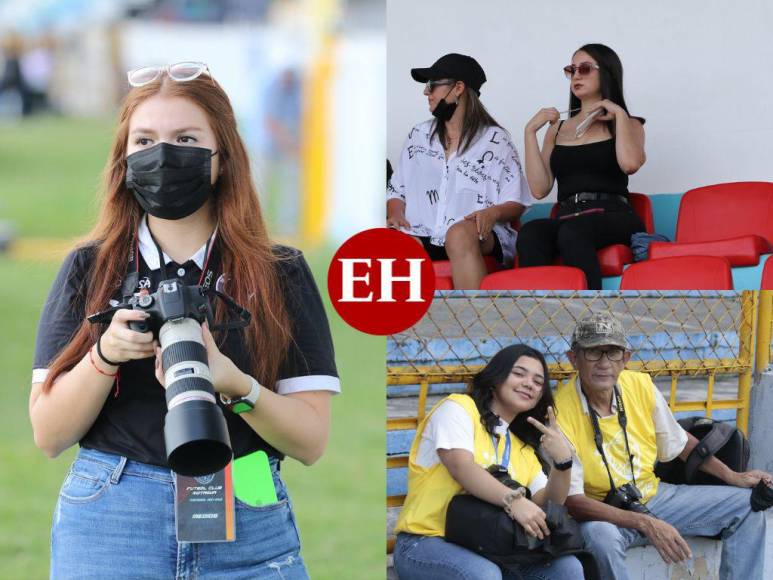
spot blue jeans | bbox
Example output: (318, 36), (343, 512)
(579, 482), (766, 580)
(393, 532), (584, 580)
(50, 447), (308, 579)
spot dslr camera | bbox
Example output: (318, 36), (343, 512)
(89, 277), (242, 477)
(603, 483), (651, 515)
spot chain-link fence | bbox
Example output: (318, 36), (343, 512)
(387, 290), (758, 433)
(386, 290), (765, 553)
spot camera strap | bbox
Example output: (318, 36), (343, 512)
(581, 384), (637, 492)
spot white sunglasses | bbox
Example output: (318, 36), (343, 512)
(127, 61), (213, 88)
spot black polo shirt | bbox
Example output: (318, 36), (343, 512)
(33, 240), (339, 467)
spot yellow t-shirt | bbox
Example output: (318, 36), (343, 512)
(394, 393), (544, 537)
(554, 370), (660, 504)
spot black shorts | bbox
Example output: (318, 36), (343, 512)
(418, 234), (504, 264)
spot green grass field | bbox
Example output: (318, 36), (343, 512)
(0, 117), (385, 579)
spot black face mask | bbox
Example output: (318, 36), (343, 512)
(125, 142), (216, 220)
(432, 87), (458, 122)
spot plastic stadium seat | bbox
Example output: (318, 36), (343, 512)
(434, 276), (454, 290)
(480, 266), (588, 290)
(648, 182), (773, 266)
(432, 255), (502, 279)
(549, 192), (654, 276)
(762, 256), (773, 290)
(619, 256), (733, 290)
(430, 219), (521, 288)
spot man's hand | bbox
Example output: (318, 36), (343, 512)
(637, 515), (692, 564)
(727, 469), (773, 488)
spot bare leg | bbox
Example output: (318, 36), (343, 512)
(444, 221), (494, 290)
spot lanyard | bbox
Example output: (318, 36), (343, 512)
(581, 384), (637, 491)
(491, 432), (511, 469)
(123, 215), (219, 298)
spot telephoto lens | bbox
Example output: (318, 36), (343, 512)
(160, 317), (232, 476)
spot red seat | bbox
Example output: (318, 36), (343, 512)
(434, 276), (454, 290)
(762, 255), (773, 290)
(620, 256), (733, 290)
(431, 219), (521, 289)
(549, 192), (654, 276)
(648, 182), (773, 266)
(432, 255), (502, 279)
(480, 266), (588, 290)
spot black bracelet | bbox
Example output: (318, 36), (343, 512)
(96, 335), (120, 367)
(553, 458), (573, 471)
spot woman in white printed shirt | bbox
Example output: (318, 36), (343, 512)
(387, 53), (531, 290)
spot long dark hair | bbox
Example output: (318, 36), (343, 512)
(430, 84), (501, 155)
(569, 43), (644, 135)
(467, 344), (554, 449)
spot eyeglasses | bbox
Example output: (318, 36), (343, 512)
(127, 62), (213, 88)
(425, 79), (455, 92)
(563, 62), (600, 78)
(581, 347), (625, 362)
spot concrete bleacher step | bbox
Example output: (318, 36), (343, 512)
(387, 512), (773, 578)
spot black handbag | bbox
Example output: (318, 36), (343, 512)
(445, 494), (586, 567)
(654, 417), (749, 486)
(443, 465), (604, 578)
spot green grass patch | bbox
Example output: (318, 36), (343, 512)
(0, 116), (114, 238)
(0, 115), (385, 579)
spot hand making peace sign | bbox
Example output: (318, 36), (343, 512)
(527, 406), (573, 466)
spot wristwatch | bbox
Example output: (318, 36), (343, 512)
(553, 457), (574, 471)
(219, 376), (261, 414)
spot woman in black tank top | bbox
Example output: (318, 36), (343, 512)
(517, 44), (646, 289)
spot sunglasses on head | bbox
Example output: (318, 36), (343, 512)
(127, 61), (214, 88)
(563, 62), (600, 78)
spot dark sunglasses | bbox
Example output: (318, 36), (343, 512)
(425, 79), (456, 92)
(563, 62), (600, 78)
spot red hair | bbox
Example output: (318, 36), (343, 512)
(42, 75), (290, 393)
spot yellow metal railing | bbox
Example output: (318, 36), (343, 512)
(388, 291), (759, 437)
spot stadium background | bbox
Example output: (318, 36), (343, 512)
(0, 0), (385, 578)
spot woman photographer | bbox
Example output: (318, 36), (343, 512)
(517, 44), (646, 290)
(392, 344), (583, 580)
(387, 53), (530, 290)
(29, 62), (338, 578)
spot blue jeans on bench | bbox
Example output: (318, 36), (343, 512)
(393, 532), (584, 580)
(579, 481), (766, 580)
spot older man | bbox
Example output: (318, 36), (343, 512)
(554, 312), (769, 580)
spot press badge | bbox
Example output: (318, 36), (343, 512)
(175, 464), (236, 543)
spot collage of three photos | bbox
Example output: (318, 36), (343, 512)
(1, 1), (773, 579)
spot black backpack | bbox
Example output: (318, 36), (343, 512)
(654, 417), (749, 485)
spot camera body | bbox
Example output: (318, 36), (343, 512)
(130, 278), (230, 477)
(127, 278), (212, 335)
(603, 483), (651, 515)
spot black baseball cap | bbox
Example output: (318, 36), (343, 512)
(411, 53), (487, 95)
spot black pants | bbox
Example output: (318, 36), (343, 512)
(516, 208), (645, 289)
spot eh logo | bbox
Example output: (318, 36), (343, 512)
(328, 229), (435, 335)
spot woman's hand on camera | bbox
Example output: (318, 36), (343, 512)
(153, 321), (249, 400)
(507, 497), (550, 539)
(527, 406), (573, 466)
(100, 308), (157, 363)
(525, 108), (560, 133)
